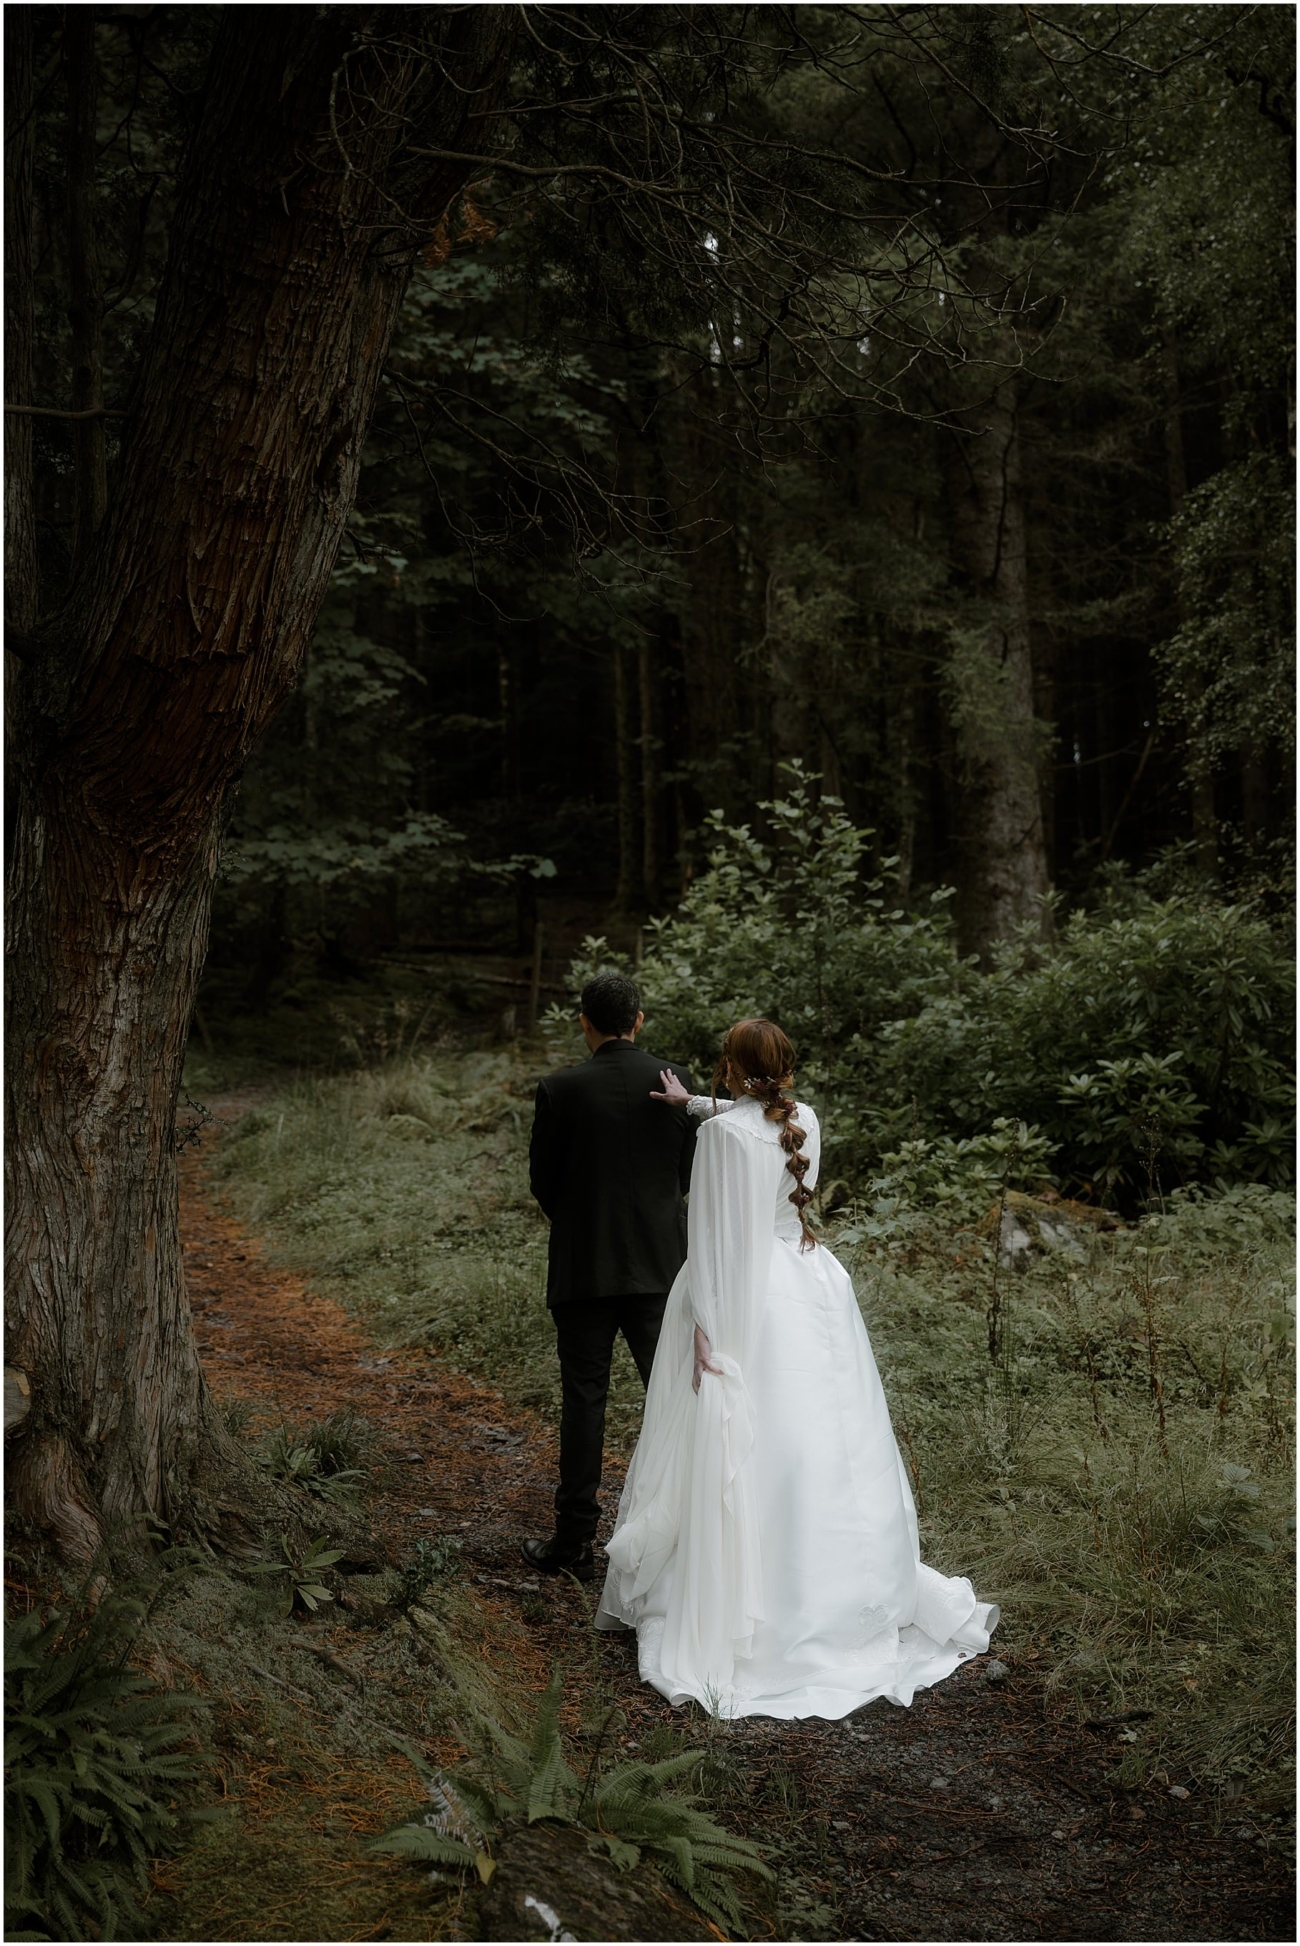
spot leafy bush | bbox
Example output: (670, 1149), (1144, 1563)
(5, 1598), (205, 1942)
(246, 1536), (345, 1618)
(394, 1536), (464, 1612)
(552, 768), (1294, 1208)
(374, 1670), (771, 1932)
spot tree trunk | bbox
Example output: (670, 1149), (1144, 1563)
(1163, 324), (1218, 876)
(5, 6), (38, 637)
(5, 6), (514, 1561)
(613, 645), (642, 910)
(944, 377), (1052, 962)
(66, 9), (108, 566)
(1240, 745), (1268, 856)
(637, 633), (662, 909)
(5, 7), (38, 895)
(894, 674), (917, 900)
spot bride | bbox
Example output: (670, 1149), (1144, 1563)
(595, 1017), (998, 1720)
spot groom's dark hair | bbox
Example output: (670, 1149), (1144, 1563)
(580, 971), (641, 1037)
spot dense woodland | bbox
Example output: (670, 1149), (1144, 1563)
(227, 2), (1294, 968)
(14, 5), (1295, 982)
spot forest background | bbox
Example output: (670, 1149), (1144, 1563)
(11, 3), (1295, 1204)
(4, 6), (1295, 1940)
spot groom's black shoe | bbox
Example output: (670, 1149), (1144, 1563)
(520, 1535), (595, 1582)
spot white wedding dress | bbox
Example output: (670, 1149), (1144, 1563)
(596, 1094), (998, 1720)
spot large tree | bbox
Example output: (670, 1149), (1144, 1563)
(5, 4), (516, 1559)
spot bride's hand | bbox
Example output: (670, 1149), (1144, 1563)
(650, 1068), (691, 1108)
(693, 1324), (723, 1394)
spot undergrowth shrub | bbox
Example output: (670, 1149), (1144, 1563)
(548, 767), (1294, 1208)
(394, 1537), (464, 1611)
(838, 1186), (1294, 1803)
(373, 1669), (771, 1932)
(256, 1409), (373, 1504)
(5, 1596), (206, 1942)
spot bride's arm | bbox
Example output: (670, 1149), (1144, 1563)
(688, 1094), (734, 1120)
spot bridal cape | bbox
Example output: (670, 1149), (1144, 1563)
(596, 1095), (998, 1719)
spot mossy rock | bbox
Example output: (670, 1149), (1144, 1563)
(974, 1190), (1125, 1254)
(478, 1819), (720, 1942)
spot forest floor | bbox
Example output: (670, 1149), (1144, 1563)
(150, 1096), (1293, 1945)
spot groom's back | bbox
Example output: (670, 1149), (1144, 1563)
(529, 1042), (696, 1306)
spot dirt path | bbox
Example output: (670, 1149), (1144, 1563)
(179, 1123), (1291, 1944)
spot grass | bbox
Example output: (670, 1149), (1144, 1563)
(210, 1042), (1295, 1809)
(130, 1539), (543, 1941)
(844, 1181), (1295, 1804)
(208, 1044), (653, 1449)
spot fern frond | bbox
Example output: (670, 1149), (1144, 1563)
(370, 1824), (478, 1870)
(656, 1831), (697, 1892)
(526, 1671), (579, 1823)
(587, 1831), (641, 1872)
(687, 1864), (744, 1931)
(447, 1772), (509, 1830)
(687, 1839), (774, 1879)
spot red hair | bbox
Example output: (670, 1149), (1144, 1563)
(714, 1018), (815, 1250)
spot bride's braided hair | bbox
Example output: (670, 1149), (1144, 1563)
(713, 1018), (816, 1252)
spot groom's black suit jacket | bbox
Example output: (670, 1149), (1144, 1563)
(529, 1039), (696, 1307)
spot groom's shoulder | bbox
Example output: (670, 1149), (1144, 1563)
(537, 1057), (590, 1097)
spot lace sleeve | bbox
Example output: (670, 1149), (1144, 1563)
(687, 1096), (734, 1121)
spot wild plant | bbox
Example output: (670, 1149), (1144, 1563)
(5, 1597), (206, 1942)
(373, 1670), (772, 1932)
(394, 1537), (463, 1611)
(554, 771), (1293, 1206)
(256, 1410), (371, 1504)
(246, 1536), (344, 1617)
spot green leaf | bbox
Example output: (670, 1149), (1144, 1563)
(370, 1825), (477, 1870)
(525, 1672), (575, 1823)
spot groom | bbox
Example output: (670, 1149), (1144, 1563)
(524, 971), (696, 1581)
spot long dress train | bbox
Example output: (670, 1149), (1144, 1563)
(596, 1094), (998, 1720)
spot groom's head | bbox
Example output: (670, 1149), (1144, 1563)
(580, 972), (643, 1050)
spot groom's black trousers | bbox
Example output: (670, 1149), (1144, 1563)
(551, 1294), (666, 1545)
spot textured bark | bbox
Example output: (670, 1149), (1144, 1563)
(4, 7), (37, 636)
(66, 11), (108, 565)
(613, 644), (642, 909)
(6, 5), (514, 1560)
(1163, 329), (1218, 875)
(945, 378), (1053, 962)
(637, 632), (662, 909)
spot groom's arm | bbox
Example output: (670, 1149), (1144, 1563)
(528, 1080), (563, 1219)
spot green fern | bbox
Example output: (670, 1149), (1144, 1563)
(524, 1671), (578, 1823)
(5, 1599), (206, 1942)
(374, 1671), (771, 1935)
